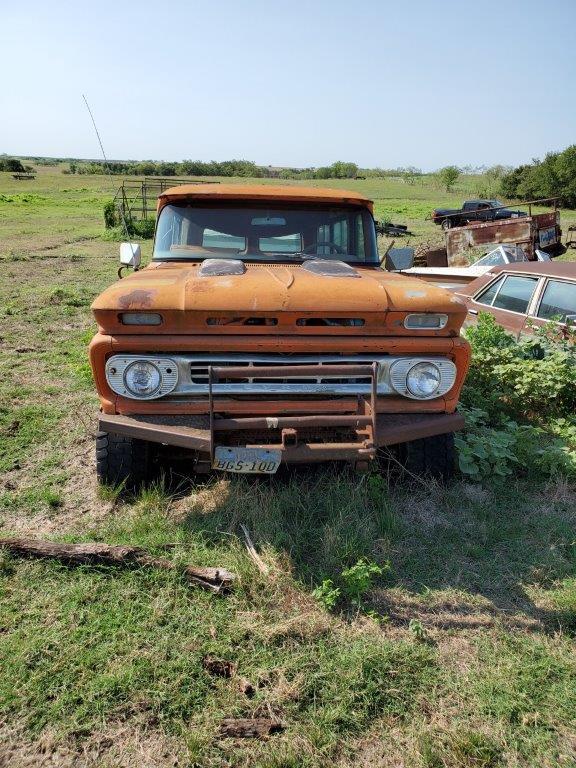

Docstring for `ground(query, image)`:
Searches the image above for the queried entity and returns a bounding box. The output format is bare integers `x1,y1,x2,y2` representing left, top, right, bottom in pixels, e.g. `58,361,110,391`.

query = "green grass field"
0,167,575,767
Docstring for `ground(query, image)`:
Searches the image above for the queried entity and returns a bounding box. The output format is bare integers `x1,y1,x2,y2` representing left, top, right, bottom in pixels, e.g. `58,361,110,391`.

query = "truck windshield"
153,203,378,263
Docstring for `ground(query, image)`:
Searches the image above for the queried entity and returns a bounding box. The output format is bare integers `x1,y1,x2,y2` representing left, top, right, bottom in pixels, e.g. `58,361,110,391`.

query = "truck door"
476,202,492,222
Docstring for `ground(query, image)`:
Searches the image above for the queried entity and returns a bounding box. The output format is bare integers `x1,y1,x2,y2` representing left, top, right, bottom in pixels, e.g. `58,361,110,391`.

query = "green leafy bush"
340,558,389,603
312,579,341,610
462,313,576,419
130,219,155,239
103,200,119,229
455,408,518,478
103,199,156,238
457,314,576,481
456,407,576,481
313,558,390,611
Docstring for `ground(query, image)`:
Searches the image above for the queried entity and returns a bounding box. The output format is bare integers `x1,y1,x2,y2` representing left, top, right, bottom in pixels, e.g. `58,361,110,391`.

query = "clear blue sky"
1,0,574,170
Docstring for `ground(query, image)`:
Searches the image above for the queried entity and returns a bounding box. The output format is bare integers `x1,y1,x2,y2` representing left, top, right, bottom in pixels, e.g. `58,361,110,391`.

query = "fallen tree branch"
0,538,236,594
239,525,270,576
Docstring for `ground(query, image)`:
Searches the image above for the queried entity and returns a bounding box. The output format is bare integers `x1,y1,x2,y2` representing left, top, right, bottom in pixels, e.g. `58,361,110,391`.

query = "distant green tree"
400,166,422,185
315,166,333,179
0,158,25,172
437,165,461,192
499,164,531,199
330,161,358,179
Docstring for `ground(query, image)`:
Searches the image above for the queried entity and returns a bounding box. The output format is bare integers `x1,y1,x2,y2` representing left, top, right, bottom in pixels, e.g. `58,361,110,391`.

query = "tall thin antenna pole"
82,93,133,248
82,94,110,171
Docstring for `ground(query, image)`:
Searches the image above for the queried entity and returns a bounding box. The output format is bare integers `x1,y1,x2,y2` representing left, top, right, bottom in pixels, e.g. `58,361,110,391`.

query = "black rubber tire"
96,430,152,491
396,432,455,484
441,218,452,231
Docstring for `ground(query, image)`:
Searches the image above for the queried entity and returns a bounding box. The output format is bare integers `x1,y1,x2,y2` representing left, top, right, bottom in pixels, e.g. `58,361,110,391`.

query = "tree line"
66,159,368,179
500,145,576,208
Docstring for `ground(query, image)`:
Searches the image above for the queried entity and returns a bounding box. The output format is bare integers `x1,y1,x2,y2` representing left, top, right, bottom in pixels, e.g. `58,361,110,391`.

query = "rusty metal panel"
533,211,557,228
446,218,532,264
98,413,211,451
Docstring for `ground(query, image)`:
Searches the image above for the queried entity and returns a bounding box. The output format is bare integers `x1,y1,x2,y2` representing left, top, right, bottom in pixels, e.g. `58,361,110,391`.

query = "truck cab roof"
158,184,373,212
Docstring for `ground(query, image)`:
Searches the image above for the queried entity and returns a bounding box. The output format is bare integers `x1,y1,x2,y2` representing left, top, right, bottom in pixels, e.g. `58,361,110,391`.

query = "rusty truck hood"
92,262,458,312
92,261,464,316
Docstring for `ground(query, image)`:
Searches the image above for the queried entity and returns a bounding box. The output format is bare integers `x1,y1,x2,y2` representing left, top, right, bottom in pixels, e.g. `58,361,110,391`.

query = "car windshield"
153,203,378,263
474,245,526,267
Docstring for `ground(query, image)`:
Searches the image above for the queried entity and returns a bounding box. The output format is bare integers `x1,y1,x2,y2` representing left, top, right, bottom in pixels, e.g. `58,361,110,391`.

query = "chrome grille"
189,358,373,387
105,353,457,399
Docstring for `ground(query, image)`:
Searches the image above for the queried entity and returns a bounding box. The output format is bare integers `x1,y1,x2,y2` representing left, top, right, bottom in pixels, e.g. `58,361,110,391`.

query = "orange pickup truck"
89,184,470,487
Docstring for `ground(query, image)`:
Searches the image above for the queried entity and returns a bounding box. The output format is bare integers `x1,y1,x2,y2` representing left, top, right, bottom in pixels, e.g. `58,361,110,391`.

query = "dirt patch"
0,721,187,768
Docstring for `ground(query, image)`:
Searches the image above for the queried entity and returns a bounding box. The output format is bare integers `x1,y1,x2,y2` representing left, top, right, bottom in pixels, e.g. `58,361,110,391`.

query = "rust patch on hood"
118,289,155,309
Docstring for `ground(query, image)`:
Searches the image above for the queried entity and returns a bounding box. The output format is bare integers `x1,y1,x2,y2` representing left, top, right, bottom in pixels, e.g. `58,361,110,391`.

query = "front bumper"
97,361,467,466
99,410,465,465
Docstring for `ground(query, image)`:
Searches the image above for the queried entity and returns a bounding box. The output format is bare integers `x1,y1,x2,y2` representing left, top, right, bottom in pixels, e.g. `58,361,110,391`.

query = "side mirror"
385,247,415,271
120,242,141,269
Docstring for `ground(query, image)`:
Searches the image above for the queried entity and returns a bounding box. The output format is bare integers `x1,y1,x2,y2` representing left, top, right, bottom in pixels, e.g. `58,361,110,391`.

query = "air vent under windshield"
296,318,365,327
207,317,278,326
302,260,360,277
198,259,246,276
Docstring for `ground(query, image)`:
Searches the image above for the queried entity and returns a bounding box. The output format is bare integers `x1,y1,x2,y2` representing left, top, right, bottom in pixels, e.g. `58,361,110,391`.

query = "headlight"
124,361,162,397
406,362,441,398
105,356,179,400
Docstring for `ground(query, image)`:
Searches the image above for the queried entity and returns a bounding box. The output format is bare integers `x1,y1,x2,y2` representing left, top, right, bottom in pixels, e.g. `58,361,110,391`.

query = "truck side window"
536,280,576,322
333,219,348,249
317,218,348,255
492,276,539,314
356,215,365,256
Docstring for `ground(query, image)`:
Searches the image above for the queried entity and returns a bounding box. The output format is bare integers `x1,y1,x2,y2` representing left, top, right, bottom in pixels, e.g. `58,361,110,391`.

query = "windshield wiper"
266,253,350,261
273,252,316,260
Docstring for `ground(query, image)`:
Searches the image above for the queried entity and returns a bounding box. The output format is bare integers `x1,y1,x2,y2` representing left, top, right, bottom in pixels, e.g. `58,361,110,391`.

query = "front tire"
441,218,452,231
395,432,455,483
96,431,152,491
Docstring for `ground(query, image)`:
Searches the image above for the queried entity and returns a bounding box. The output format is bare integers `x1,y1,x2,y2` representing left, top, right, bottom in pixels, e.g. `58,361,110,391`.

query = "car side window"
475,276,505,306
536,280,576,322
492,276,539,314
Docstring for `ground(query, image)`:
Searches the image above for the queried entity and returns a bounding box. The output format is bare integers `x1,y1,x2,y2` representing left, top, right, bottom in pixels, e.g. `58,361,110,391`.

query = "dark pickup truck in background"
432,199,527,230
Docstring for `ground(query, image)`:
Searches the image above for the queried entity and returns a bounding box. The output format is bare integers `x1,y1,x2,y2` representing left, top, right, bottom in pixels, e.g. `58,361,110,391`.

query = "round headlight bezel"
123,360,162,398
405,361,442,399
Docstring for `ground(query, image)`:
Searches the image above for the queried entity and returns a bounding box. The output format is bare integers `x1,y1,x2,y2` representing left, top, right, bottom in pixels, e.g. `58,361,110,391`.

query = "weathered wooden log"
219,718,284,739
0,538,236,594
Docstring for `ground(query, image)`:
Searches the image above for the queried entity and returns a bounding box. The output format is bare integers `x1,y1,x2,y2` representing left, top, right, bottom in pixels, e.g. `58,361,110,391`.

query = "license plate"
539,226,557,247
212,446,281,474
